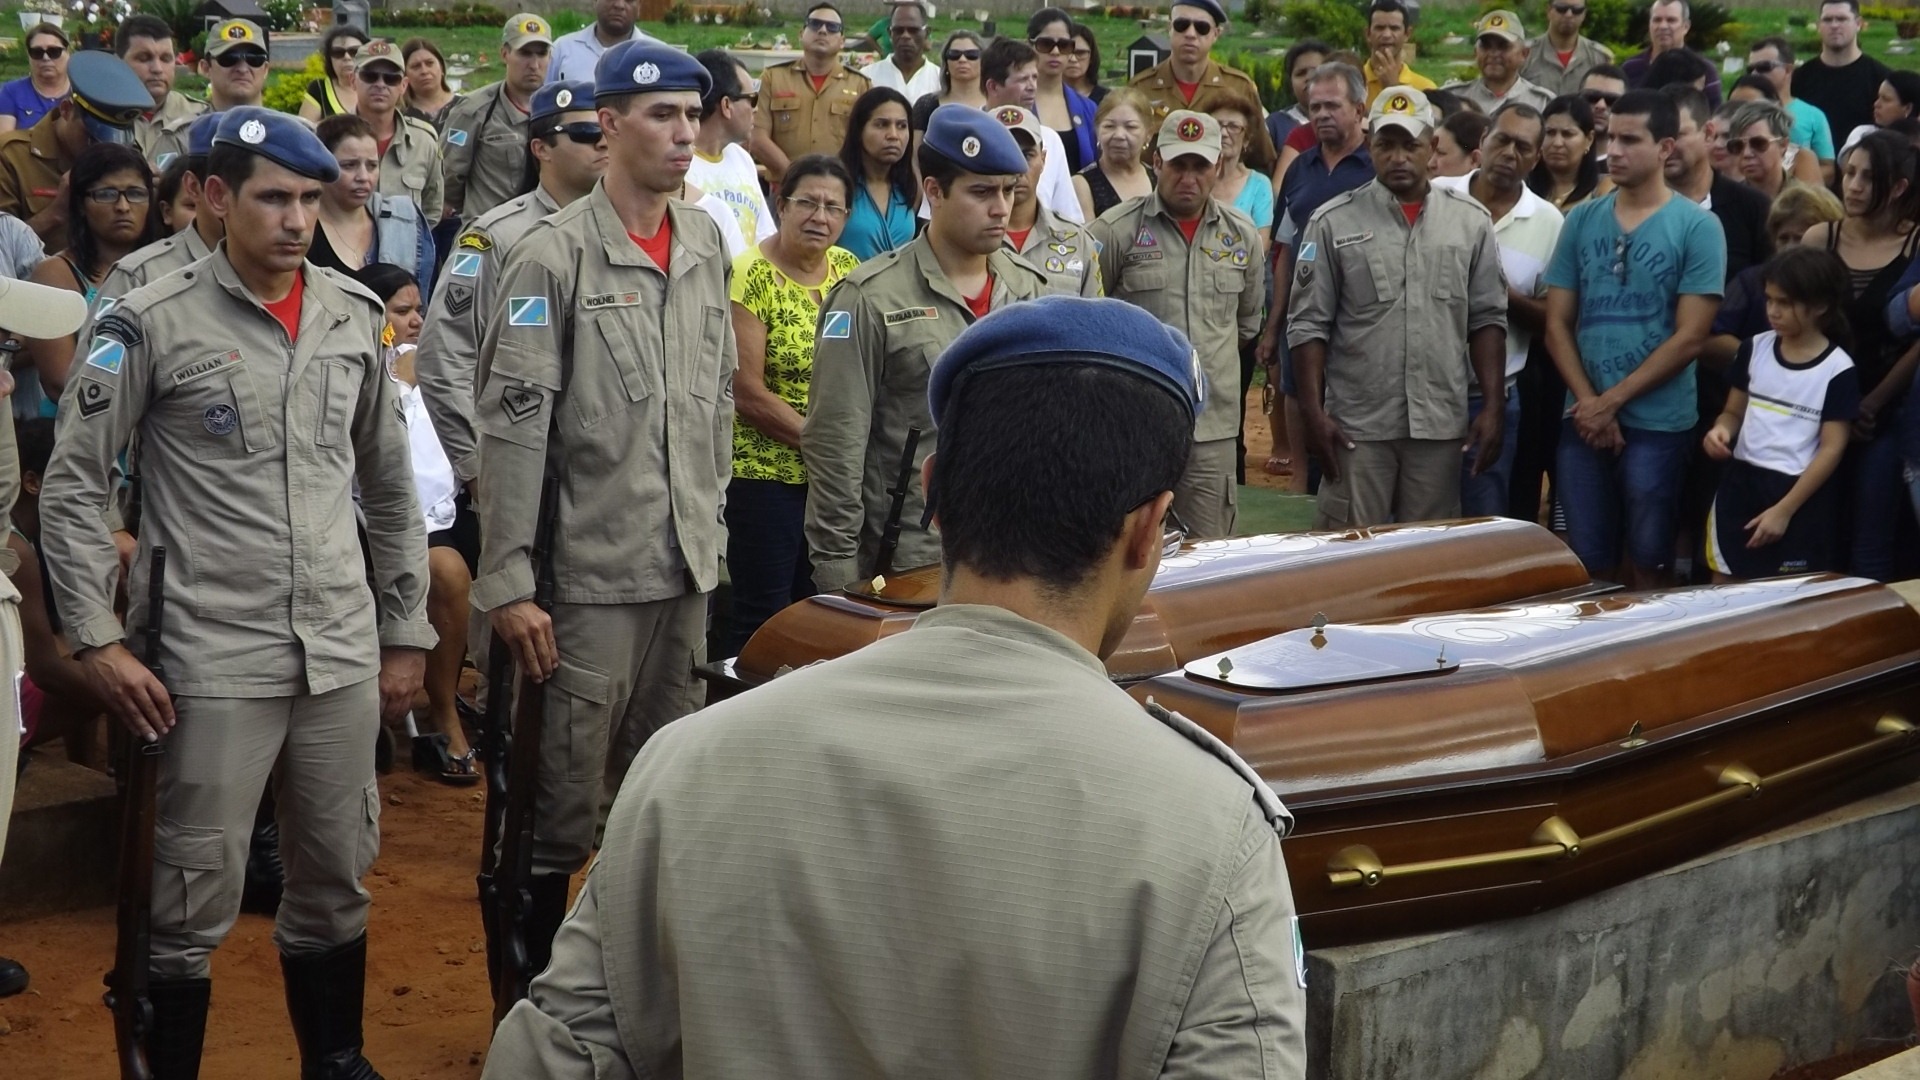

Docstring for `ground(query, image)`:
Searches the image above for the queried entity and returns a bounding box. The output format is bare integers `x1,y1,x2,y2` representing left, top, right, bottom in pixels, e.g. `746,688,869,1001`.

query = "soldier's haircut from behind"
931,364,1192,592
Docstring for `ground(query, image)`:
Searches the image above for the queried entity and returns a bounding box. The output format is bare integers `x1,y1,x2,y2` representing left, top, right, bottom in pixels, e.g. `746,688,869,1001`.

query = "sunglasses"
1171,16,1215,35
890,24,927,36
1725,135,1780,155
85,185,150,205
544,120,604,144
328,45,361,60
359,68,404,86
1748,60,1783,74
1161,506,1189,559
27,45,63,61
1030,36,1074,54
1582,89,1621,105
1613,235,1629,283
805,17,843,34
944,48,981,61
215,50,267,68
731,91,759,107
1551,3,1586,13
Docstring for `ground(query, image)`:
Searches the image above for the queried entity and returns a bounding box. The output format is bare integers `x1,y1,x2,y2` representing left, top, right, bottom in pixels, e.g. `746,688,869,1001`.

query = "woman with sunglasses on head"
0,24,69,133
310,114,436,297
299,23,368,122
838,87,917,260
1529,93,1612,210
400,37,461,132
726,154,859,652
1026,8,1098,175
1066,23,1106,106
351,39,446,221
22,144,157,411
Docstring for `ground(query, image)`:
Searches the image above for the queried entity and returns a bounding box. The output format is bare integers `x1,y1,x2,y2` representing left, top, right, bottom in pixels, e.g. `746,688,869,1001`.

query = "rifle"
483,468,561,1023
104,546,167,1080
868,426,921,581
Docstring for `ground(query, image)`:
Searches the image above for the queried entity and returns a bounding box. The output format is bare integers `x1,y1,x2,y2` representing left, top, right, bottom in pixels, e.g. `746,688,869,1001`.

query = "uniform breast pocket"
173,362,270,457
1339,249,1395,309
688,304,729,403
580,310,659,428
1209,264,1248,303
881,333,941,401
401,164,430,195
316,360,364,448
1429,250,1470,300
1120,260,1169,294
829,99,853,133
769,98,800,129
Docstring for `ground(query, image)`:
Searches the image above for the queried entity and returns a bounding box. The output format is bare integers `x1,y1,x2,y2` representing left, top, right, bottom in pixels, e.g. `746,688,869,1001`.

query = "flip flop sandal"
439,749,480,787
1264,456,1293,476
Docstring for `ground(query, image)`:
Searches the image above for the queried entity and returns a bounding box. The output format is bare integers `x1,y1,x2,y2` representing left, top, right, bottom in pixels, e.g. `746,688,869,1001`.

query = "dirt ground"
0,766,501,1079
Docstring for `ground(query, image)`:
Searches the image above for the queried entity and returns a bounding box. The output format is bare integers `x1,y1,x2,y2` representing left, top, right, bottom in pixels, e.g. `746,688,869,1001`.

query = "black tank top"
1077,163,1156,219
1826,224,1920,393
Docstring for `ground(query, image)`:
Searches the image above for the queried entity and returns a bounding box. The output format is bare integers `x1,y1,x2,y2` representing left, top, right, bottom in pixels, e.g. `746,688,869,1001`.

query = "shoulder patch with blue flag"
84,336,126,376
508,296,549,327
447,128,469,146
1298,241,1317,262
447,252,483,278
820,310,851,339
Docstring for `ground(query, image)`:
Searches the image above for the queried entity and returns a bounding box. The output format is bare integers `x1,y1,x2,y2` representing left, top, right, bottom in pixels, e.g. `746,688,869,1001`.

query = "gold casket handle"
1327,714,1914,890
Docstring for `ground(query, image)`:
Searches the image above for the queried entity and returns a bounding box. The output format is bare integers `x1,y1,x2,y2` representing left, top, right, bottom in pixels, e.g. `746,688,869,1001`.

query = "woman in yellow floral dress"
727,154,861,652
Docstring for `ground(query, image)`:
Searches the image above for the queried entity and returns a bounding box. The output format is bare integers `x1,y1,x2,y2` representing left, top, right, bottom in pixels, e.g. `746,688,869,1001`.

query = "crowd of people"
0,0,1912,1074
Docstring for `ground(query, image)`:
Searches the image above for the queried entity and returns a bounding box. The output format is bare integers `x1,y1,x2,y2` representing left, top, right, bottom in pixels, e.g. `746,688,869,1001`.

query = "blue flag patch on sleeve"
508,297,549,327
821,310,852,339
84,336,126,376
447,252,483,278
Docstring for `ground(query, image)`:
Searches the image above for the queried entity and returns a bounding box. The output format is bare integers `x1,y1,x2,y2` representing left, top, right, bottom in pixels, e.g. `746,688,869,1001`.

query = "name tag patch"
581,292,642,309
1123,250,1163,266
508,297,549,327
1333,231,1373,249
84,337,126,376
173,350,241,386
882,306,937,325
447,252,482,278
820,310,852,339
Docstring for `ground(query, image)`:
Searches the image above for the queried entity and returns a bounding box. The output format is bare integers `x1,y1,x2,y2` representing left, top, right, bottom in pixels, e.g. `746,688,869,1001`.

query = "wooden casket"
1131,574,1920,946
703,517,1601,696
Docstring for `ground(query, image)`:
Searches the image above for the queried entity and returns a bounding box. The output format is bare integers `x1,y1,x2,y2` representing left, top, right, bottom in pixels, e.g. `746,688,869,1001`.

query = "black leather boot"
147,977,212,1080
240,793,283,916
526,873,573,979
280,937,383,1080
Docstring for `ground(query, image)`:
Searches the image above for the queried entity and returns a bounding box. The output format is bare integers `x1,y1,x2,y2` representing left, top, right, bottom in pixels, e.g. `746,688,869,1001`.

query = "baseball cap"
353,38,403,75
0,277,88,342
1475,10,1525,43
1158,110,1223,164
504,12,553,50
1369,85,1436,138
206,18,267,58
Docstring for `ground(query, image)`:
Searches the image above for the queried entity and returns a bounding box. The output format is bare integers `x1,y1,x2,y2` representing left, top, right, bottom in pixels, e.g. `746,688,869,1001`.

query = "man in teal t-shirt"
1544,89,1725,586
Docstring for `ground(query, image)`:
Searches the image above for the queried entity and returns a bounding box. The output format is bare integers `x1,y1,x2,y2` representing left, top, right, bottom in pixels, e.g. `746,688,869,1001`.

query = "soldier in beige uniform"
1288,87,1509,529
99,113,223,301
352,40,446,221
483,295,1307,1080
40,108,431,1079
472,43,733,975
1091,110,1263,539
442,14,554,220
803,106,1047,589
416,80,604,489
750,2,868,184
117,13,206,168
1129,0,1277,168
993,104,1099,297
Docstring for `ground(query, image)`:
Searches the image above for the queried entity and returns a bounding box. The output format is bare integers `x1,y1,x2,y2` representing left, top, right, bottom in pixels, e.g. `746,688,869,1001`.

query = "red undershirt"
376,136,392,158
808,72,829,94
1175,79,1199,103
963,276,994,319
1175,217,1201,244
1006,226,1032,250
1400,202,1423,226
264,271,304,343
630,216,673,274
1557,49,1575,65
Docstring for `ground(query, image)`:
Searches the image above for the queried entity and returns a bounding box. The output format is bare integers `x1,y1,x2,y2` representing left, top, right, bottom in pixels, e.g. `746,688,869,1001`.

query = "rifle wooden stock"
487,471,561,1024
870,426,921,581
105,546,167,1080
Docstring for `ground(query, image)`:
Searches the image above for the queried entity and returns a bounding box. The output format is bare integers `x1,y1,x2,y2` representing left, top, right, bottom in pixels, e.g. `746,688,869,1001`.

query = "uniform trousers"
151,680,381,979
0,601,23,865
1175,437,1239,539
530,594,706,876
1313,438,1461,529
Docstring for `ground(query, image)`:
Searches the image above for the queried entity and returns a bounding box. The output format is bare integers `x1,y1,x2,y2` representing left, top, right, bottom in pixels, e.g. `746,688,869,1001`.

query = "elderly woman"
351,39,446,221
309,114,436,295
1073,86,1155,221
0,23,69,132
726,154,860,652
402,37,461,131
299,23,368,121
1724,99,1822,200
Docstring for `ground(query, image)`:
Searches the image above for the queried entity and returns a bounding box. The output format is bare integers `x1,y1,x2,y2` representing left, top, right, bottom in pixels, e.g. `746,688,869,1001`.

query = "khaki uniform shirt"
97,222,216,302
1287,180,1509,442
755,60,869,164
415,186,559,484
1521,35,1616,99
1130,59,1278,170
1008,205,1101,298
1444,74,1556,116
441,82,530,220
802,234,1047,590
136,90,206,169
484,603,1307,1080
471,185,736,612
381,114,446,222
1090,194,1265,444
0,122,72,252
40,249,435,697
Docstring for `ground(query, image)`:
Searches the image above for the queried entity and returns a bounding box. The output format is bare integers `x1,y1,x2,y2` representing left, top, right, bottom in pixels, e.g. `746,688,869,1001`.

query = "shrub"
261,50,324,114
1277,0,1367,50
1223,49,1289,110
260,0,302,31
385,3,508,28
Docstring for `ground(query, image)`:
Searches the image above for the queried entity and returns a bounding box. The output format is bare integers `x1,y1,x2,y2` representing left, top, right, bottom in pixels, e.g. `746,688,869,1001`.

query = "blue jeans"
723,477,815,656
1460,386,1521,518
1845,412,1911,581
1555,421,1693,577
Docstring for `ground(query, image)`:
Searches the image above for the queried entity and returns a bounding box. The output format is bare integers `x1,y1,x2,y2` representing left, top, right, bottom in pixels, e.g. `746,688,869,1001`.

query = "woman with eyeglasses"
0,24,69,133
1528,94,1612,210
401,37,461,132
1066,23,1105,105
726,154,860,652
1724,100,1816,202
310,114,437,298
1798,131,1920,580
1073,86,1155,222
352,40,447,221
21,144,157,412
909,29,985,141
1026,8,1098,175
838,87,918,261
299,24,368,122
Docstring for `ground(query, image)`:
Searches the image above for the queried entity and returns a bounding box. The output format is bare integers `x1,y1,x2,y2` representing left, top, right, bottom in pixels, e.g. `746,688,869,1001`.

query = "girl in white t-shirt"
1703,247,1860,581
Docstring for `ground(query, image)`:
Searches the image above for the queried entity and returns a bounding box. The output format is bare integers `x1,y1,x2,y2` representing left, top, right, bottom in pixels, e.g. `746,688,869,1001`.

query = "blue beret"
186,112,222,158
596,40,711,99
923,104,1027,176
929,296,1204,423
212,108,341,183
69,52,152,145
531,80,595,126
1173,0,1228,24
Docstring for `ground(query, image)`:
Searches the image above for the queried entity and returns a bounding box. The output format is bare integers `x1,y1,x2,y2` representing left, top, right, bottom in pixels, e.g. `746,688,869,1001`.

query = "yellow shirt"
729,245,860,484
1363,61,1436,106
